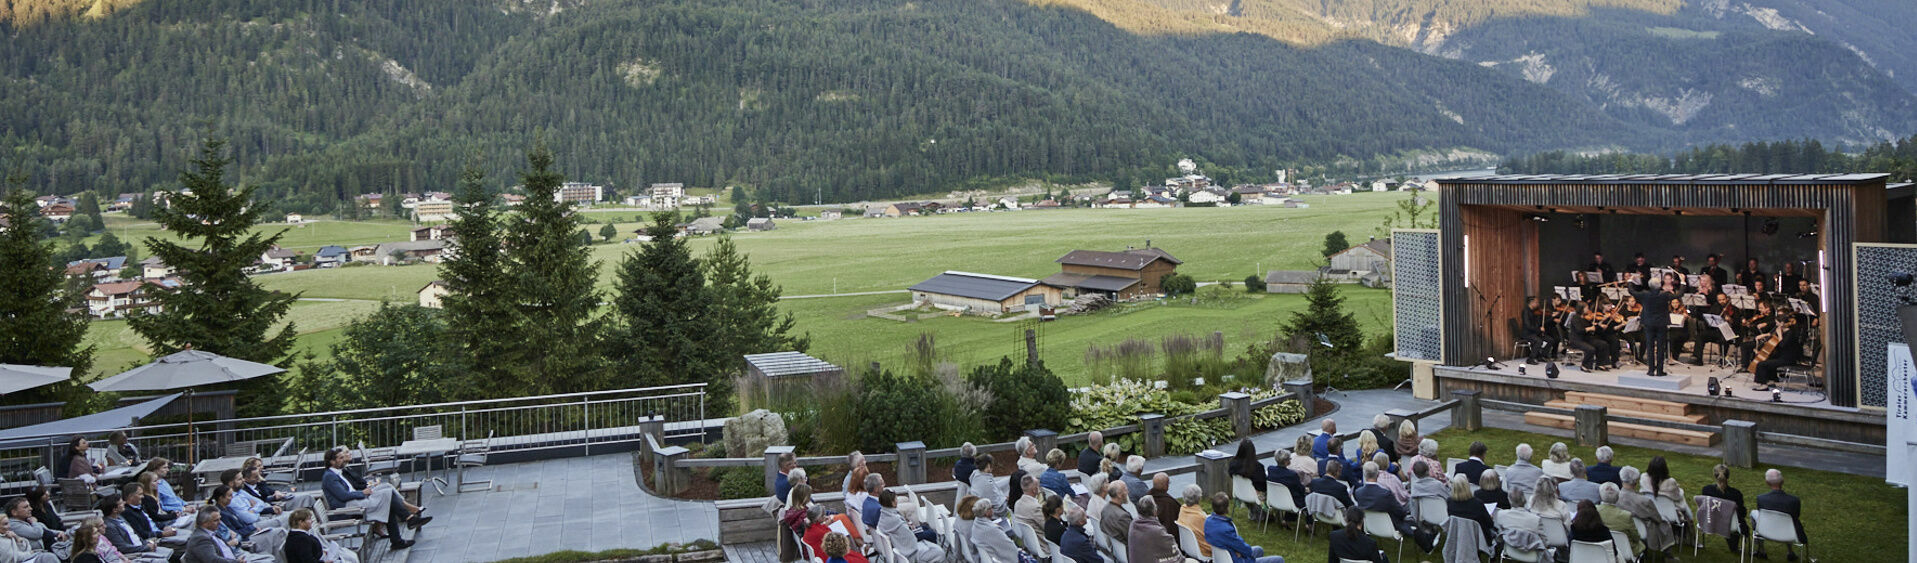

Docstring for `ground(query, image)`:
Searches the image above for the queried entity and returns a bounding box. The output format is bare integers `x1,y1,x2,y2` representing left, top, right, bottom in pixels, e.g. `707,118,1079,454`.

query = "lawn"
90,214,418,253
782,287,1393,386
1228,426,1904,563
79,299,382,380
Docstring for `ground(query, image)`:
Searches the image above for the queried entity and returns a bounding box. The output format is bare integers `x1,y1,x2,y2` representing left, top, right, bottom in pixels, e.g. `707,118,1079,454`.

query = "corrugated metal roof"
909,271,1040,301
1449,173,1891,185
743,352,841,378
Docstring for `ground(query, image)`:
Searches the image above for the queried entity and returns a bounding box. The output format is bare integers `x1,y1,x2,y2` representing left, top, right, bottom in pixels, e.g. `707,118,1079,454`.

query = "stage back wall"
1435,174,1916,408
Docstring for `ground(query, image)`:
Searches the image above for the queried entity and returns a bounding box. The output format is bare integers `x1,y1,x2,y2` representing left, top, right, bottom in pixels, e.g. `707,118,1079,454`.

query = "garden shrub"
856,368,949,452
717,465,765,499
968,358,1070,439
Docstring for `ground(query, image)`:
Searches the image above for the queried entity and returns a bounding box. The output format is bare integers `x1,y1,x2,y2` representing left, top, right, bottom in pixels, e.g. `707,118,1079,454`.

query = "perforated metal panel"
1392,230,1443,361
1853,244,1917,407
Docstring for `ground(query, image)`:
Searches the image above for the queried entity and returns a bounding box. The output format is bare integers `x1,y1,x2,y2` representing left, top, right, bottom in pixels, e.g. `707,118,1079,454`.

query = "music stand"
1788,298,1817,316
1685,274,1703,287
1681,293,1707,308
1729,294,1757,310
1601,287,1627,301
1722,284,1749,296
1554,286,1578,301
1582,271,1604,284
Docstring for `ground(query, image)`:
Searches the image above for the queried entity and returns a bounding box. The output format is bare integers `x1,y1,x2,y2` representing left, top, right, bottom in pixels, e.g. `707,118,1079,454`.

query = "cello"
1747,314,1797,373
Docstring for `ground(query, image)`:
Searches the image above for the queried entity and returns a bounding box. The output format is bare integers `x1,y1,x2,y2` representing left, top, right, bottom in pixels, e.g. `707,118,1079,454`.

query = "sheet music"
1729,294,1757,309
1717,322,1737,341
1583,271,1604,284
1685,274,1702,287
1722,284,1749,296
1555,286,1578,301
1570,271,1584,285
1669,313,1686,328
1622,317,1640,333
1601,287,1627,300
1682,293,1707,307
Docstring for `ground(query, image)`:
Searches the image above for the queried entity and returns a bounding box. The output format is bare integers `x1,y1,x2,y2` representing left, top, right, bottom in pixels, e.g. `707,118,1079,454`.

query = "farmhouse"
819,210,842,221
884,202,928,217
64,257,126,283
373,240,450,265
1187,188,1228,205
747,217,775,231
418,280,450,309
411,224,453,241
139,257,173,279
908,271,1061,315
259,247,299,271
1264,270,1319,294
679,216,726,236
86,278,179,319
40,204,73,222
1040,247,1182,300
314,245,349,268
1323,237,1391,286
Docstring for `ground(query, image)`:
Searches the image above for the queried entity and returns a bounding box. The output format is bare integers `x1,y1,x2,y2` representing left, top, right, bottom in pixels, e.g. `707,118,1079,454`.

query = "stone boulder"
724,409,788,459
1266,352,1312,388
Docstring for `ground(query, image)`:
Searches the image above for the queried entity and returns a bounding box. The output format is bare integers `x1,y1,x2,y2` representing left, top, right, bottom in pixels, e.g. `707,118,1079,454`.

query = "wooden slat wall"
1438,179,1888,408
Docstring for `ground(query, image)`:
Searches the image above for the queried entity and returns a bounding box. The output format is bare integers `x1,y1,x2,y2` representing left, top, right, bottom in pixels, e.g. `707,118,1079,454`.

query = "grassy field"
1232,426,1904,563
80,299,381,378
93,214,420,253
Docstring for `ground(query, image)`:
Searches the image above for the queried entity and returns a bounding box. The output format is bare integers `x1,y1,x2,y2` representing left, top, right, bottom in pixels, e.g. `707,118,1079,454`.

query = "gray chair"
264,448,307,487
356,441,402,479
455,430,494,493
407,425,444,477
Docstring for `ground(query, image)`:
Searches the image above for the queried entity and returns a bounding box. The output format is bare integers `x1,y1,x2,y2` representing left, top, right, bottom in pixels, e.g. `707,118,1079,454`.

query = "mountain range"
2,0,1915,207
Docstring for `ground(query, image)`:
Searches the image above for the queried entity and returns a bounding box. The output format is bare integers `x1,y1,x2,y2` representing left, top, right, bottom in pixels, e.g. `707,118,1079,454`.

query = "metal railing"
0,383,707,481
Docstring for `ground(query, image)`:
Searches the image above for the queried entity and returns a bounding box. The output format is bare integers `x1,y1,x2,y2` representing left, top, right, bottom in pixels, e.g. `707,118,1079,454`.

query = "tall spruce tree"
437,164,520,398
500,144,605,394
704,235,809,376
611,212,720,399
1280,276,1364,354
0,178,95,409
128,138,298,366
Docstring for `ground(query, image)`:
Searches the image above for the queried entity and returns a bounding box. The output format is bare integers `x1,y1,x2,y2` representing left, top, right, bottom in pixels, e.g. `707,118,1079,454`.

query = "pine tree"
436,163,520,399
1280,276,1364,354
501,143,605,394
76,192,102,225
0,178,95,409
1321,230,1349,258
128,138,298,367
598,223,617,242
704,235,809,386
611,212,721,398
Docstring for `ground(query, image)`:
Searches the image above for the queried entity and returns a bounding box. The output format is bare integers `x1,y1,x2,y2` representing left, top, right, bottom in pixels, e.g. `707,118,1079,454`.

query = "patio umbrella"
0,364,72,395
89,350,286,463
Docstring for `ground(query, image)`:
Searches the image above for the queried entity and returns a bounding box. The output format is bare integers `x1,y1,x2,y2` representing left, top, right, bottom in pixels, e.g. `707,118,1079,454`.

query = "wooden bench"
1523,412,1718,447
1560,391,1695,418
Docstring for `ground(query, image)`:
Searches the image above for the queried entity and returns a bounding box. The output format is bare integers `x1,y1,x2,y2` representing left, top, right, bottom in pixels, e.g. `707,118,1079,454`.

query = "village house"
1323,237,1392,287
411,224,453,241
1264,270,1319,294
259,247,300,271
679,216,726,236
64,257,127,283
649,183,685,198
373,240,450,265
314,245,349,268
501,194,526,206
1040,246,1182,300
358,193,383,209
284,213,304,223
908,271,1061,315
1188,188,1228,205
555,182,603,204
138,257,173,280
86,278,180,319
418,280,450,309
1231,185,1266,204
818,210,842,221
884,202,927,217
40,203,74,222
412,199,455,222
746,217,775,231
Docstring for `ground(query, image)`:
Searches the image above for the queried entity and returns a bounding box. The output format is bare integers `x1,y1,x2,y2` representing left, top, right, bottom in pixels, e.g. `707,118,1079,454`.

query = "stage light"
1517,365,1526,375
1707,377,1720,396
1797,231,1817,238
1674,210,1684,216
1771,387,1782,403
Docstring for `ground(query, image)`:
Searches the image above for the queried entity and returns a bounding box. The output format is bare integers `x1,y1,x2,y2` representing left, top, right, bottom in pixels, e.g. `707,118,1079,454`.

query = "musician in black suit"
1779,262,1804,297
1581,252,1615,301
1736,258,1766,289
1751,313,1804,390
1564,303,1608,372
1520,298,1556,364
1703,254,1730,288
1624,253,1654,290
1667,255,1691,276
1753,469,1806,561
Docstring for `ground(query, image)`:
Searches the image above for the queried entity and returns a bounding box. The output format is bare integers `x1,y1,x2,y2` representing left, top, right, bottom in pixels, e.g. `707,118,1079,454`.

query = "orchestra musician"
1667,255,1690,276
1692,274,1722,312
1629,273,1683,377
1738,300,1779,372
1625,253,1655,290
1703,254,1730,288
1779,262,1803,297
1591,299,1624,369
1520,298,1558,364
1751,279,1773,299
1750,312,1804,391
1617,295,1644,363
1582,252,1616,301
1736,258,1766,288
1796,280,1821,326
1548,295,1573,345
1670,297,1727,366
1564,302,1612,372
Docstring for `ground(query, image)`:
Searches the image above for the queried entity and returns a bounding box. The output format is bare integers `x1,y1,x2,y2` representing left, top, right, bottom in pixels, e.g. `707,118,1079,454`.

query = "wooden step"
1561,391,1693,418
1543,400,1708,424
1523,412,1719,447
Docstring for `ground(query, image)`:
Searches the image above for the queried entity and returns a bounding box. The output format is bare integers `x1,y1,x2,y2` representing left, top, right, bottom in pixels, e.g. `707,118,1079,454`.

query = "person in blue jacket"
1204,493,1285,563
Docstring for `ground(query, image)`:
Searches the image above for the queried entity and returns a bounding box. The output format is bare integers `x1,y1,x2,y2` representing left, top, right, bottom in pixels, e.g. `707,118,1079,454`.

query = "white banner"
1888,343,1916,487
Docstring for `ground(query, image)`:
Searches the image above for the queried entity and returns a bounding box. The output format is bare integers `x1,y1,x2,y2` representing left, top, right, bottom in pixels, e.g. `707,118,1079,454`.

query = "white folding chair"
1414,496,1449,528
1014,521,1048,558
1611,530,1639,563
1340,559,1373,563
1305,493,1345,536
1503,546,1548,562
1176,524,1206,560
1265,483,1306,541
1751,509,1808,563
1539,515,1571,551
1569,539,1619,563
1230,476,1264,522
1109,532,1130,563
1210,545,1233,563
1363,510,1405,563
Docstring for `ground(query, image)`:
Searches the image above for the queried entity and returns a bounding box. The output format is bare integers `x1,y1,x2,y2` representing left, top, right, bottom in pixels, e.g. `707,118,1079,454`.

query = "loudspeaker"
1706,377,1720,397
1545,362,1560,379
1483,357,1500,371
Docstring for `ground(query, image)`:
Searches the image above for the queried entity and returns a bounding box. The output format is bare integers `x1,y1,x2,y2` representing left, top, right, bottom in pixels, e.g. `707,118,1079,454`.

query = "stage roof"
1441,173,1892,186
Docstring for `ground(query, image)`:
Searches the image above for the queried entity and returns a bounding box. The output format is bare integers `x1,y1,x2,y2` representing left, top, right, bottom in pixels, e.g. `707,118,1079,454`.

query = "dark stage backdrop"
1536,213,1824,291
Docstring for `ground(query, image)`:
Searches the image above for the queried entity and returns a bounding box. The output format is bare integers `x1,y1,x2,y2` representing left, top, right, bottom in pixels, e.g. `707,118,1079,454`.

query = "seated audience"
1077,433,1104,478
1645,456,1692,526
802,506,868,563
136,470,190,529
1557,459,1602,507
1126,496,1180,563
1318,437,1359,489
63,435,105,483
1202,493,1284,563
218,470,282,532
1473,470,1510,509
1370,452,1408,505
23,488,64,536
1504,444,1545,497
1492,489,1544,550
1597,483,1645,555
1393,420,1421,462
1406,460,1448,500
1175,484,1213,558
183,509,259,563
955,443,978,484
1755,468,1806,561
1454,442,1490,486
99,495,168,561
1615,467,1672,554
140,459,193,516
968,455,1007,512
1016,437,1048,476
238,467,292,506
105,432,140,467
1327,506,1386,563
952,496,978,559
284,508,358,563
320,447,427,551
1361,415,1396,463
1121,457,1149,504
820,532,854,563
1568,500,1612,543
1354,461,1435,552
861,473,888,530
1699,464,1750,554
844,467,872,520
773,452,798,504
1148,473,1179,532
1445,475,1495,545
840,452,867,494
0,524,54,563
1586,447,1621,486
1059,505,1102,563
1013,474,1045,532
1399,439,1438,484
70,522,101,563
1308,460,1354,508
1041,449,1074,500
1312,420,1336,459
7,495,65,553
1288,436,1319,482
1527,478,1571,523
1227,440,1267,520
1540,443,1574,482
118,483,177,544
1042,496,1067,546
783,468,809,507
1266,450,1308,511
969,500,1027,563
781,484,815,537
877,491,942,563
1099,482,1134,543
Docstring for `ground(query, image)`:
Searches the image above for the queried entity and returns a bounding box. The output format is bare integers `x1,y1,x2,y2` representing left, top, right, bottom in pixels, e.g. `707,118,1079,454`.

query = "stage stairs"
1522,391,1719,447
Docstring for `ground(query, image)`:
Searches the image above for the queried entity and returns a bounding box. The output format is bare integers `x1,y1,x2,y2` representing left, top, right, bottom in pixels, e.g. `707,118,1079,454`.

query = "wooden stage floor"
1446,355,1835,408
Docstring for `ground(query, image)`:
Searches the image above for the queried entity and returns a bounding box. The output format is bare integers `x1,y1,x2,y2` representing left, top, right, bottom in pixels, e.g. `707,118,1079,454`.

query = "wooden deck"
722,542,778,563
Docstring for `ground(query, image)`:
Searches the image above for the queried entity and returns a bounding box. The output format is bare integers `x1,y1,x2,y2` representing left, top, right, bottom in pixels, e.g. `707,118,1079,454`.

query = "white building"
556,182,604,204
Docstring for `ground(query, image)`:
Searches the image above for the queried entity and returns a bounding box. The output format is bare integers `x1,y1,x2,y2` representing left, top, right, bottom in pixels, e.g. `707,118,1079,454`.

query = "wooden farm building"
1041,247,1182,300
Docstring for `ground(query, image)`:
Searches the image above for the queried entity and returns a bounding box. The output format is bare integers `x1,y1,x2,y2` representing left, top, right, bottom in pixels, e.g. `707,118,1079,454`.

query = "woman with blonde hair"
1540,442,1574,481
1356,432,1383,470
1528,478,1571,523
1394,420,1421,460
1288,435,1319,482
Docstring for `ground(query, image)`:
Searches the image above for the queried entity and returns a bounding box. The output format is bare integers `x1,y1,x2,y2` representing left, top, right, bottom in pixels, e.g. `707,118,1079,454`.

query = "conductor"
1632,273,1682,377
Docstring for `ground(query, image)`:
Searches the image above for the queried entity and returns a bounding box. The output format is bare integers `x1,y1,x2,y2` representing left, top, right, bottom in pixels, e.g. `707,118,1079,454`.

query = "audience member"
1013,474,1045,532
135,469,190,529
1308,459,1353,508
1078,433,1105,478
820,532,853,563
1121,457,1149,503
1569,500,1611,543
1227,440,1267,520
1540,442,1574,482
840,452,867,494
1202,493,1284,563
1317,437,1353,481
238,467,291,506
1645,456,1692,526
1126,496,1180,563
1492,489,1543,552
1175,484,1213,558
955,443,978,484
783,468,809,507
802,506,868,563
1059,505,1102,563
1266,450,1308,511
141,459,193,517
1312,420,1336,459
183,509,245,563
1558,459,1602,507
1041,449,1074,500
858,473,885,530
1615,466,1672,554
1016,437,1048,476
105,431,140,467
1354,461,1435,552
1099,482,1134,543
1393,420,1421,462
969,500,1026,563
63,435,105,483
1454,442,1490,486
1527,478,1570,523
1006,469,1030,517
7,496,65,553
118,483,176,544
1042,496,1067,546
780,484,814,538
1597,483,1645,555
319,447,426,551
1473,470,1510,509
1370,452,1408,505
1326,506,1386,563
952,496,978,559
99,495,166,561
23,487,63,537
207,486,256,543
1586,447,1621,485
1355,433,1385,474
1362,415,1397,463
1505,444,1545,497
1407,460,1449,500
1288,436,1319,482
1755,469,1806,561
70,522,101,563
844,467,871,518
1399,439,1438,484
877,491,942,562
218,470,281,532
1699,464,1750,554
773,452,798,503
967,455,1006,512
284,508,357,563
1445,475,1495,545
0,524,53,563
1148,473,1179,532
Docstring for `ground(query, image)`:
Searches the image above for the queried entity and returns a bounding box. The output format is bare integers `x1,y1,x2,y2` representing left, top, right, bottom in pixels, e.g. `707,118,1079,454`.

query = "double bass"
1747,314,1797,372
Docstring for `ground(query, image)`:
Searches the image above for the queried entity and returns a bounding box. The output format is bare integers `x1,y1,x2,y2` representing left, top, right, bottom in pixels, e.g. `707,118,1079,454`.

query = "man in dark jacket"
1309,460,1354,508
1267,450,1308,510
1754,469,1806,561
1751,314,1805,390
954,443,978,484
1453,442,1490,486
1078,433,1105,478
1328,507,1388,563
1632,274,1682,376
1354,462,1435,552
1059,505,1105,563
1586,446,1621,486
